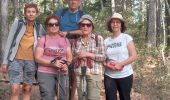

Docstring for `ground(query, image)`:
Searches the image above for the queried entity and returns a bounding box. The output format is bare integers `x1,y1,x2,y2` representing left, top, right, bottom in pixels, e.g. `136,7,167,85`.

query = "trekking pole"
56,59,71,100
81,66,87,100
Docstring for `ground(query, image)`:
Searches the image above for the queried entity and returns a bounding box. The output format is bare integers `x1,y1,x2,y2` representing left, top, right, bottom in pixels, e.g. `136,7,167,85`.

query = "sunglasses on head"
47,23,59,27
80,23,92,27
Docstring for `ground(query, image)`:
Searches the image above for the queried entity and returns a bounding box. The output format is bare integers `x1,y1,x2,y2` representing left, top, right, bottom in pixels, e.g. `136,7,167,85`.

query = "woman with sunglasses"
35,15,72,100
103,13,137,100
72,14,105,100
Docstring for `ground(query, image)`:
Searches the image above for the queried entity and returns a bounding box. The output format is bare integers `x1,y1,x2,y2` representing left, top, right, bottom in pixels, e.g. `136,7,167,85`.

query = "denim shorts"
8,59,37,84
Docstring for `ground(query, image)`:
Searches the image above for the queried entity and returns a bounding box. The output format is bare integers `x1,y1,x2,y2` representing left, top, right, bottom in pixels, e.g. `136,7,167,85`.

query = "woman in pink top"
35,15,72,100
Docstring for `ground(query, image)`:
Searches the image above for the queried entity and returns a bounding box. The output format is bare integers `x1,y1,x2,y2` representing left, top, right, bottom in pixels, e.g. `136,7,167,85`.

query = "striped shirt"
72,33,106,75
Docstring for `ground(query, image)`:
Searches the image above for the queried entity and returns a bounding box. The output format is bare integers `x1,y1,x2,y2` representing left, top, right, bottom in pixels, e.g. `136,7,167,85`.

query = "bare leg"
23,84,32,100
11,84,20,100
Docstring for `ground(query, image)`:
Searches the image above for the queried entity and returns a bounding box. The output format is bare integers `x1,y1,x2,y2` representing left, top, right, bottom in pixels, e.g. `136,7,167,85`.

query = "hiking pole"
56,59,71,100
81,66,87,100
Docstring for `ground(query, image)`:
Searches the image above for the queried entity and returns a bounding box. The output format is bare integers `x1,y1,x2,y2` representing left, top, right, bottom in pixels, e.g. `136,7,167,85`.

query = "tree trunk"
146,0,157,47
100,0,104,10
126,0,132,11
111,0,115,13
115,0,123,13
165,0,170,47
12,0,20,18
0,0,8,62
156,0,161,46
0,0,1,62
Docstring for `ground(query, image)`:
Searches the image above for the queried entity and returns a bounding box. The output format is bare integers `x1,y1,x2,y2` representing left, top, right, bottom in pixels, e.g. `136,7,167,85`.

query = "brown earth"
0,74,150,100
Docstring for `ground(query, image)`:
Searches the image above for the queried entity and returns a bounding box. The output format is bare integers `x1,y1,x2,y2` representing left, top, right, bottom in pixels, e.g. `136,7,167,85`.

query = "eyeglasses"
47,23,59,27
80,23,92,28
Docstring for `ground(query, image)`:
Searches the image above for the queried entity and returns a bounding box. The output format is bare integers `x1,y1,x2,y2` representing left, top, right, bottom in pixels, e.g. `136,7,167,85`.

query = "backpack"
60,8,84,18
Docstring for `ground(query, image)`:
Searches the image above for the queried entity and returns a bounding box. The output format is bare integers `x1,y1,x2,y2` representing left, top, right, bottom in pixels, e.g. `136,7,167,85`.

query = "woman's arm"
115,41,137,70
35,47,51,66
66,46,73,63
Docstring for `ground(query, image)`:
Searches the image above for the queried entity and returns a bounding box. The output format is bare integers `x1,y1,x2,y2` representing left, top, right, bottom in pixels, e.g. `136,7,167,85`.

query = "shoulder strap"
61,8,68,17
11,19,24,46
79,10,84,17
34,22,40,36
61,8,84,17
14,19,24,39
95,34,99,47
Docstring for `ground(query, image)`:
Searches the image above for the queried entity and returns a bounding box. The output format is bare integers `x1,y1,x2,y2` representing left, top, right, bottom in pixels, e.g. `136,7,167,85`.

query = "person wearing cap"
56,0,86,99
72,14,106,100
103,12,137,100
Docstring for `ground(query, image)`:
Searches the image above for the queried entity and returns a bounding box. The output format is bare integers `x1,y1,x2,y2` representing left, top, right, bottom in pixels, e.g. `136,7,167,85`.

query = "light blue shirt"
56,7,85,32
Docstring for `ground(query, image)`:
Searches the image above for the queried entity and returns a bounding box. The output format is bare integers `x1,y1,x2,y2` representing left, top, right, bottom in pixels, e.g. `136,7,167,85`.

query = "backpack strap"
34,22,40,37
61,8,84,17
79,10,84,17
11,19,24,47
95,34,99,47
61,8,68,17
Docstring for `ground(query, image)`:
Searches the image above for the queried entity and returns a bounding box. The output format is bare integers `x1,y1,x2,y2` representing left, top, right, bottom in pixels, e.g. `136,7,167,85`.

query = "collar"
22,17,38,26
68,9,79,13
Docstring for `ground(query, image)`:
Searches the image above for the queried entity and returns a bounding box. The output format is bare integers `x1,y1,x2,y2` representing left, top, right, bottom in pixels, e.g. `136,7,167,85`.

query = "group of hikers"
0,0,137,100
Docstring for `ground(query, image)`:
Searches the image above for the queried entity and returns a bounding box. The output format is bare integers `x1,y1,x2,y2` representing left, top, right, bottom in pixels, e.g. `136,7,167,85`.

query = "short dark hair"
107,18,126,33
45,15,60,27
24,3,39,14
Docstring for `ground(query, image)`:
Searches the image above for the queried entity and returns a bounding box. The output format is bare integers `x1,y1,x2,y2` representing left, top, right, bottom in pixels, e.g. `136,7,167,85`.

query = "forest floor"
0,56,170,100
0,74,154,100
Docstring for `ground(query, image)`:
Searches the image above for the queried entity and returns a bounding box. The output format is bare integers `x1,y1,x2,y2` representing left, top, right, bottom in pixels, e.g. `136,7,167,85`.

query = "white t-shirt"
104,33,133,78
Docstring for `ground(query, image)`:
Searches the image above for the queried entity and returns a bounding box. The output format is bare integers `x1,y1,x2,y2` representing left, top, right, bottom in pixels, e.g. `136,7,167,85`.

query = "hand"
0,64,8,80
1,64,8,73
59,31,67,37
77,51,90,59
77,30,83,36
53,60,68,71
106,62,117,70
114,63,124,71
60,63,68,71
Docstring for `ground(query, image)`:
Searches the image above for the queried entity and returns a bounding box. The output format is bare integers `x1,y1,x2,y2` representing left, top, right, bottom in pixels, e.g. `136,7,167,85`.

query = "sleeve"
37,36,45,48
94,35,106,62
2,18,19,64
125,34,133,44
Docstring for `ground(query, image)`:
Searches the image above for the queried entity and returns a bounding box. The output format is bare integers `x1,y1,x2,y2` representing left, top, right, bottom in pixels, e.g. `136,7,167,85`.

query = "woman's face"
79,19,93,36
25,7,38,22
47,18,59,34
110,19,122,33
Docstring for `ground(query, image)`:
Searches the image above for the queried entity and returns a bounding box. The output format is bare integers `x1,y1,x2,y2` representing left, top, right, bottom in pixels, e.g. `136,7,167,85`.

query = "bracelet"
50,58,57,64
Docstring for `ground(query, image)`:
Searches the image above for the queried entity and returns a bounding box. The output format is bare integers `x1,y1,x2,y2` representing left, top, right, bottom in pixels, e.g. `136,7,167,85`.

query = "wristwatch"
50,58,57,64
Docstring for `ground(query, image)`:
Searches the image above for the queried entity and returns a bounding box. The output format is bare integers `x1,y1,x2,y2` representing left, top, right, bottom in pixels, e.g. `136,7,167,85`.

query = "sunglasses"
47,23,59,27
80,23,92,27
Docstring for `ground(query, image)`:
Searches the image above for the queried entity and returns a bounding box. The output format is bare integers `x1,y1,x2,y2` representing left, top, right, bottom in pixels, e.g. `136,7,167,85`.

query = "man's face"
67,0,80,11
25,7,37,22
